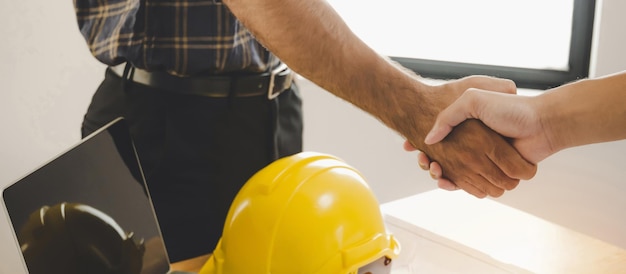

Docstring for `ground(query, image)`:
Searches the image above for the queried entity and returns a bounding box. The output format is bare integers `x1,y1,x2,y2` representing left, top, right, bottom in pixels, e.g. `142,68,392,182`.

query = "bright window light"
329,0,574,71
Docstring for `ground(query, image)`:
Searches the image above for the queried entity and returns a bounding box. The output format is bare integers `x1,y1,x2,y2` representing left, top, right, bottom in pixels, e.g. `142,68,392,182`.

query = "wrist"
534,85,577,155
384,80,444,151
332,56,446,151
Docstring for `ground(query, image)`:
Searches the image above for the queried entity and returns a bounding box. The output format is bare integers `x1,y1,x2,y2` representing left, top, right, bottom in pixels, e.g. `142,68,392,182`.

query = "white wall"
589,0,626,77
1,0,625,273
0,1,105,273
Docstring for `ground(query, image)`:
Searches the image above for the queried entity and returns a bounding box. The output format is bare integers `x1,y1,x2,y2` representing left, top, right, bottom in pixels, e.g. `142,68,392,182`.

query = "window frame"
390,0,596,90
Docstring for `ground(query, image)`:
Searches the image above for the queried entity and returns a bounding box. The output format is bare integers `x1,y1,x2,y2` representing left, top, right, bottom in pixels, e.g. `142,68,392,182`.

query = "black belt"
111,63,294,99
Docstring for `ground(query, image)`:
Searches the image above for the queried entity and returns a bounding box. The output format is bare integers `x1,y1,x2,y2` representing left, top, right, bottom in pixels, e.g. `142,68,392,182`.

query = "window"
328,0,596,89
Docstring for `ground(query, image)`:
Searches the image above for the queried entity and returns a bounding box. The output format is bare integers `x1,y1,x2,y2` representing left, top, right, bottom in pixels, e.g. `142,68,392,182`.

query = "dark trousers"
81,68,303,262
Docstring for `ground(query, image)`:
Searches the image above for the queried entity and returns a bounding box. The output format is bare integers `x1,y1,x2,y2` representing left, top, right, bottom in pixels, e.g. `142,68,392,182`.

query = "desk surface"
381,189,626,273
170,254,211,272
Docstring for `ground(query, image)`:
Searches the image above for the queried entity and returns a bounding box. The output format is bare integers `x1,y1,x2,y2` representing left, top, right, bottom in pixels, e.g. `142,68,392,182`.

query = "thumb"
423,120,454,145
424,89,483,145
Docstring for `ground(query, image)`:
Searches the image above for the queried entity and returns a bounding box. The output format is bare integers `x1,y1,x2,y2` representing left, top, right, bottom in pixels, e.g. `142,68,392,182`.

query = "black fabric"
81,68,303,262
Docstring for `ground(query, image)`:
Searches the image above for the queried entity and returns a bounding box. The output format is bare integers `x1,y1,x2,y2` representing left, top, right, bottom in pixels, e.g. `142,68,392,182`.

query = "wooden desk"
381,189,626,273
170,254,211,273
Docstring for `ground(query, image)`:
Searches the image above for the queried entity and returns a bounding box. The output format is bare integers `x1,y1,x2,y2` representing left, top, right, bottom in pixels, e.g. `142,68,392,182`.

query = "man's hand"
408,88,549,193
402,76,537,198
425,88,551,163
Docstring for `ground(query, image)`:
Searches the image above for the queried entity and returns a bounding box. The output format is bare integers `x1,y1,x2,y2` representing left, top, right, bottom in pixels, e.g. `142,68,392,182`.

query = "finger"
429,162,459,191
438,158,505,198
403,140,417,151
417,152,430,170
465,174,505,198
437,179,459,191
423,122,455,145
424,91,480,145
428,161,443,178
478,174,506,198
437,161,490,198
487,139,538,182
465,75,517,95
473,152,523,191
417,158,460,191
420,157,459,191
452,177,489,199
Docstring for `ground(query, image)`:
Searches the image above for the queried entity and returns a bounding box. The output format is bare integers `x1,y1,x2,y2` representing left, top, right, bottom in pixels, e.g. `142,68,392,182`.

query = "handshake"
396,71,626,198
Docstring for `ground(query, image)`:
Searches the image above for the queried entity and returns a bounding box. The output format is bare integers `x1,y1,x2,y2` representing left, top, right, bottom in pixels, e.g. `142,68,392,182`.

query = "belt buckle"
267,63,289,100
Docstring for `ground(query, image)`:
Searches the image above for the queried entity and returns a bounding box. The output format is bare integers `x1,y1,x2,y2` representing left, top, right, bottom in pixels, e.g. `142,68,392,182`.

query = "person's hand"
402,76,537,198
425,88,552,162
404,141,460,191
411,88,552,190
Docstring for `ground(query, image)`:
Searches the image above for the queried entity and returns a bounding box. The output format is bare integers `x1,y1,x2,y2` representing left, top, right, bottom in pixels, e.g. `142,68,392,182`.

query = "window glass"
328,0,592,89
330,0,574,70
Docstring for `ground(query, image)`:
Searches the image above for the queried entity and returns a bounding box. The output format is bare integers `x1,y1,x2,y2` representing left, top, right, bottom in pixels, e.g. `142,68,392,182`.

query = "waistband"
110,63,294,99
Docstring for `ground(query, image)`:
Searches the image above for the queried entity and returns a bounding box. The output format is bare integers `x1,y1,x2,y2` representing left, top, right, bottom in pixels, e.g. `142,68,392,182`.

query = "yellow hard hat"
199,152,400,274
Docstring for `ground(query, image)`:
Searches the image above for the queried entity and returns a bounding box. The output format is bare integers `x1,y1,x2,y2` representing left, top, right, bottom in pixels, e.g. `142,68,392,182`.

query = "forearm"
539,71,626,151
222,0,437,141
223,0,537,197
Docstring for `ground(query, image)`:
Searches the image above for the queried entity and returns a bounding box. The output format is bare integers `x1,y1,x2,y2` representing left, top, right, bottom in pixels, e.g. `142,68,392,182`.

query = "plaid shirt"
74,0,277,76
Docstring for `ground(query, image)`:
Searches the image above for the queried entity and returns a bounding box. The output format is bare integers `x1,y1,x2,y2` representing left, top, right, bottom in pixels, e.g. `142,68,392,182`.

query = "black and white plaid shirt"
74,0,277,76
